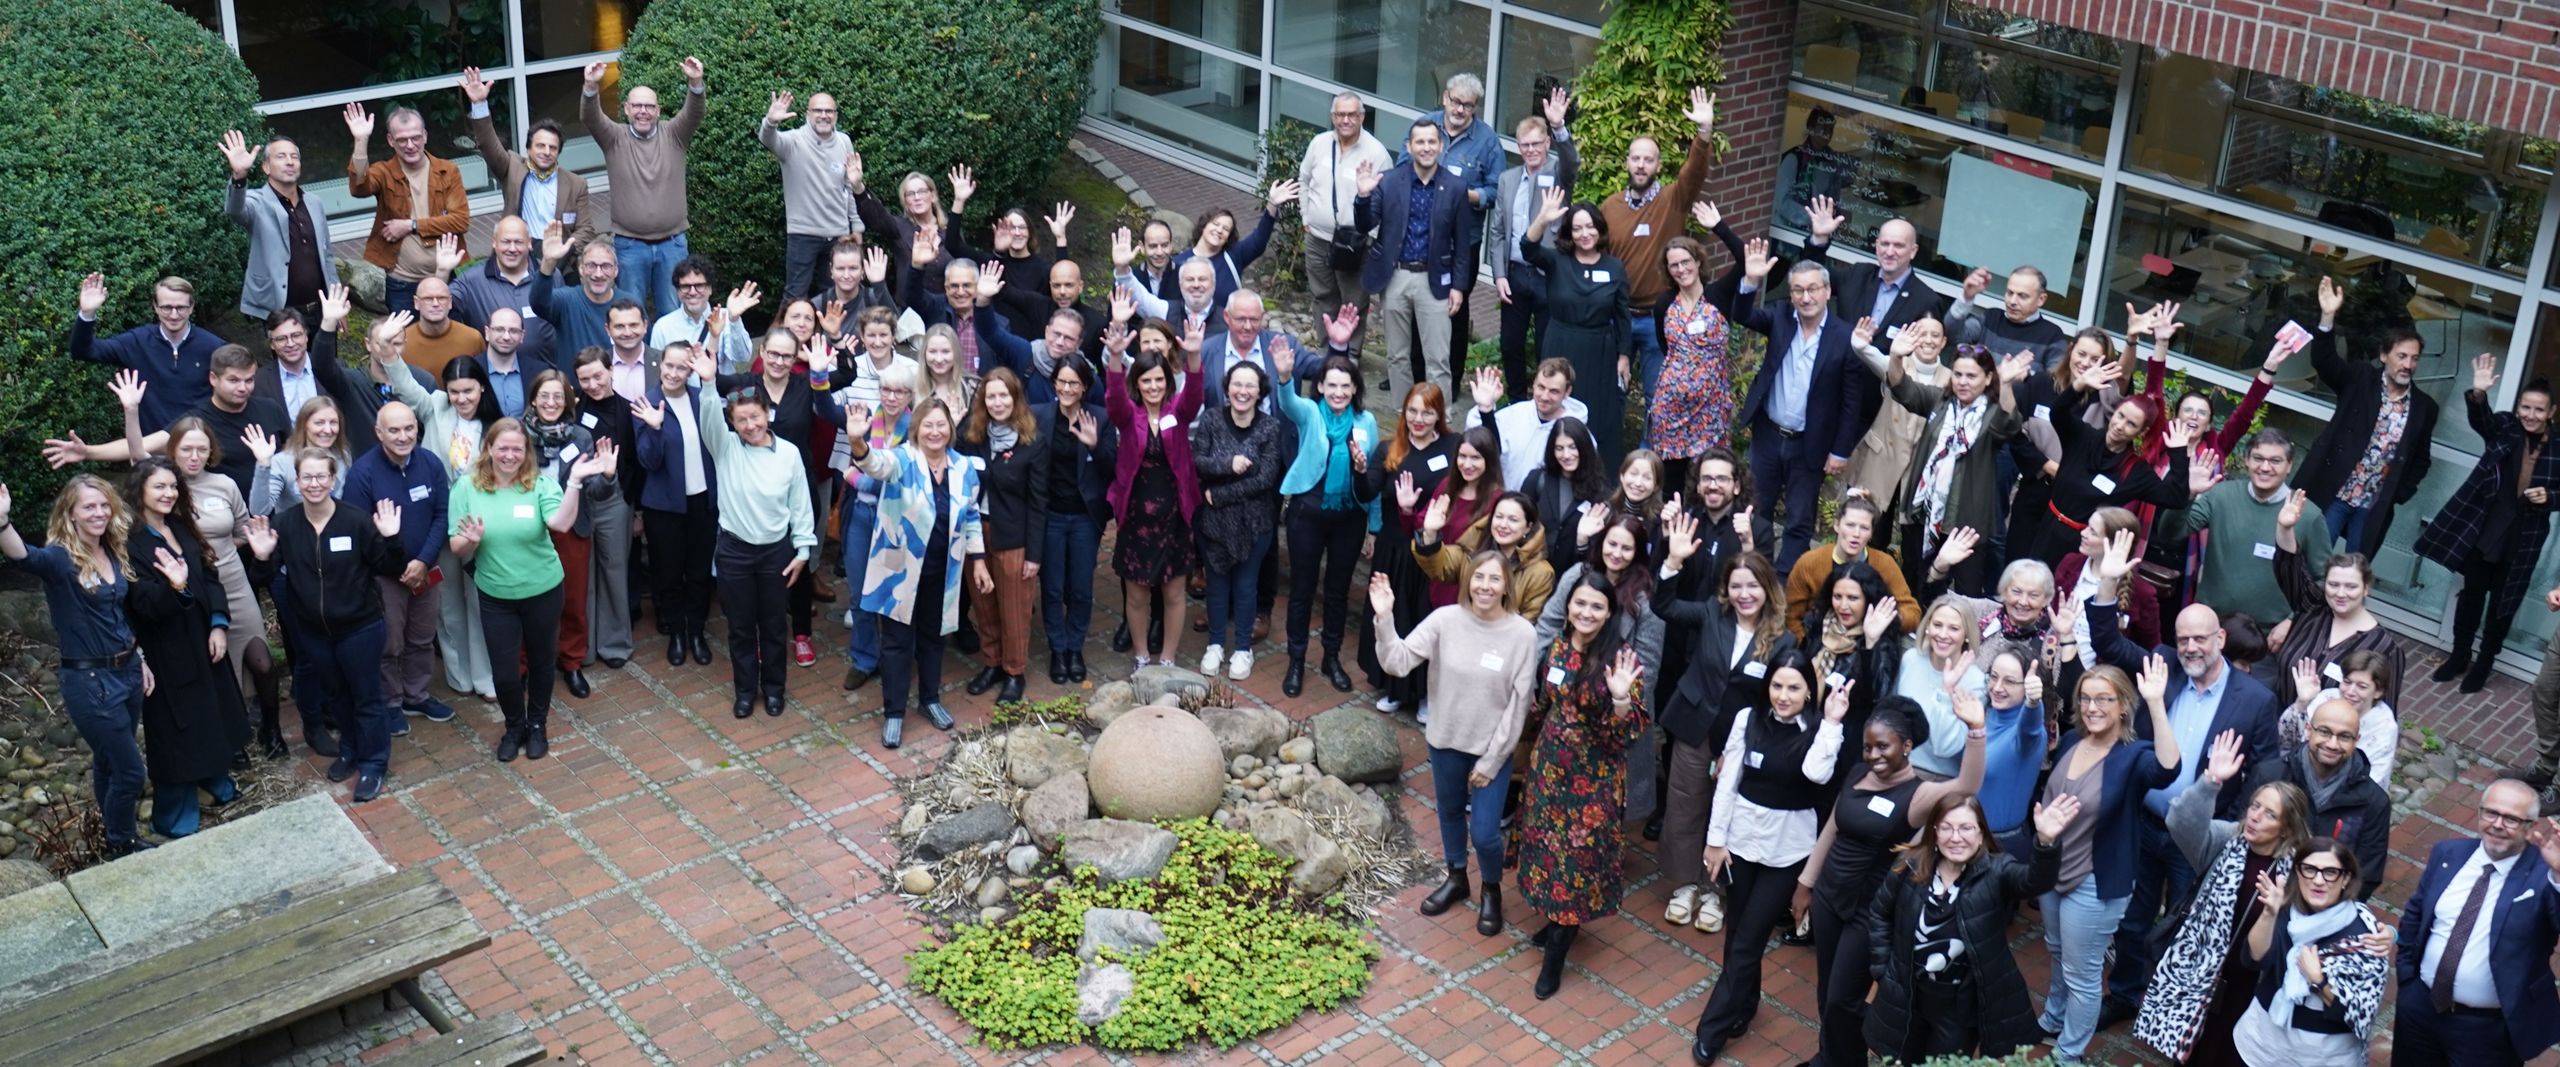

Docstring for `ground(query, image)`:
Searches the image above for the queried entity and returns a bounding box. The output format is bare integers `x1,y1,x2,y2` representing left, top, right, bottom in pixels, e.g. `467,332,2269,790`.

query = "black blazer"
959,424,1052,562
258,328,429,455
2294,325,2437,555
1736,296,1876,466
1652,597,1795,748
1806,234,1947,335
1353,163,1476,299
1033,401,1118,528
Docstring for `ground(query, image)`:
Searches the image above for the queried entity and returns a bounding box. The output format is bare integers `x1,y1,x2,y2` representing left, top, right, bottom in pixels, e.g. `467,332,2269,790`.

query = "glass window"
525,69,613,175
1274,0,1489,114
1938,1,2122,65
236,0,506,102
1772,95,2100,316
1924,36,2115,159
1496,15,1598,133
1510,0,1608,25
523,0,649,61
1091,28,1263,170
1116,0,1261,54
162,0,220,34
1792,4,1926,101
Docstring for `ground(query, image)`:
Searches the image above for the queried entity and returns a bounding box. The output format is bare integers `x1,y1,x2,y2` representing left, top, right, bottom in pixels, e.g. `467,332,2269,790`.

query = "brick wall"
1984,0,2560,139
1710,0,1800,267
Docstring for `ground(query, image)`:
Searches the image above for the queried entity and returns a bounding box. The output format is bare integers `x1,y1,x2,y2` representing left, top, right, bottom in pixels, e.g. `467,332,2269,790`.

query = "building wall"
1711,0,1802,257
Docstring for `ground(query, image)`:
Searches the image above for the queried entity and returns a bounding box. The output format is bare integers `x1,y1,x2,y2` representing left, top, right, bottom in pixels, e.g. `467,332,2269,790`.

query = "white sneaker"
1228,649,1254,680
1375,695,1402,712
1201,645,1225,676
1416,700,1431,725
1695,890,1726,933
1665,884,1699,926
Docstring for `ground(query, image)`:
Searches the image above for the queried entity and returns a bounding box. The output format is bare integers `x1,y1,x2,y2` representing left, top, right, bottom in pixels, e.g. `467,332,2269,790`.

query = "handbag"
1325,139,1369,271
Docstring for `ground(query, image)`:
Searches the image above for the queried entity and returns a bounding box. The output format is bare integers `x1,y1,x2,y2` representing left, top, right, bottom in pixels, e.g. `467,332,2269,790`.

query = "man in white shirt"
1462,359,1587,491
2396,778,2560,1066
1297,91,1390,355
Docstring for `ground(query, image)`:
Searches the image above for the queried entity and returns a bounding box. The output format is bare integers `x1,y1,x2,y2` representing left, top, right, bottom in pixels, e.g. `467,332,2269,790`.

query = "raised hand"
862,245,890,286
1323,302,1362,349
1394,471,1420,512
2290,658,2322,703
342,102,375,142
1044,200,1077,245
540,220,570,270
1937,526,1981,571
2050,594,2084,643
629,397,666,429
78,272,107,316
1952,685,1986,730
2254,867,2288,912
1683,85,1715,132
150,545,190,588
372,312,415,356
1605,646,1643,702
0,483,11,525
432,233,464,277
2031,794,2082,843
723,281,763,321
1111,226,1136,270
372,498,403,537
41,432,90,469
2138,652,2172,708
220,129,256,180
1664,507,1700,563
911,225,941,269
2123,301,2159,339
572,437,618,480
241,515,277,559
108,369,147,411
817,302,848,341
1807,193,1843,241
1862,600,1897,645
1690,200,1722,233
2316,275,2344,324
1851,315,1877,351
1998,350,2034,384
2188,453,2222,497
1179,316,1206,356
1742,238,1776,281
947,164,976,208
765,90,795,126
1267,179,1302,211
1733,506,1755,551
1065,406,1099,448
1422,492,1452,538
843,149,865,191
455,514,485,547
1823,676,1855,722
2202,728,2247,786
1962,266,1993,304
678,56,705,85
2163,415,2195,450
2150,301,2186,341
1354,158,1380,197
1535,184,1568,225
2277,488,2306,530
460,66,493,104
1543,85,1571,128
241,424,278,466
2533,816,2560,874
581,60,608,88
1348,436,1368,475
2474,352,2498,394
1110,284,1137,326
2098,528,2137,583
975,262,1005,304
1470,365,1504,411
1575,500,1611,546
1368,571,1395,617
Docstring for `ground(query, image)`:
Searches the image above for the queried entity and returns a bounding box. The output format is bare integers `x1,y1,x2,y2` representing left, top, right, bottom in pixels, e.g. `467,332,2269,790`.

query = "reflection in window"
1792,5,1924,100
237,0,507,102
1091,28,1263,169
1509,0,1609,24
1791,2,2113,160
1939,1,2121,64
1273,0,1488,114
522,0,647,61
1116,0,1262,55
1773,96,2098,316
1497,14,1599,132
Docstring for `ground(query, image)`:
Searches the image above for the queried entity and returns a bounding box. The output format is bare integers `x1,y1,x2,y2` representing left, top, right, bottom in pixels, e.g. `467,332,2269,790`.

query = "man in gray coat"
1485,87,1577,399
760,90,857,299
221,130,338,323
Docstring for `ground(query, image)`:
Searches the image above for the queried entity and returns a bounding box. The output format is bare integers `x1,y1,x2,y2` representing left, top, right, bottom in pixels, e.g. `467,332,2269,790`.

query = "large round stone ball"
1086,703,1225,822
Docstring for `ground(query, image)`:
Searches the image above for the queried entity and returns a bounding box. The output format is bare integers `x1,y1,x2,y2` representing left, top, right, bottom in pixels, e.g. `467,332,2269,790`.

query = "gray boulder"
1197,705,1291,762
1076,907,1166,961
1060,819,1179,883
1247,807,1351,897
1019,771,1090,849
1084,681,1140,729
336,256,387,313
1076,962,1135,1025
914,801,1014,862
1309,705,1402,784
1086,705,1225,821
1005,726,1089,790
1130,664,1211,707
1300,776,1390,841
0,589,55,646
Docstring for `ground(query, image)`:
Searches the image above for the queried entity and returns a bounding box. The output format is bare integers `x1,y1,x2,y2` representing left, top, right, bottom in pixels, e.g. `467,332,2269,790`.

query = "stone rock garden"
892,666,1431,1051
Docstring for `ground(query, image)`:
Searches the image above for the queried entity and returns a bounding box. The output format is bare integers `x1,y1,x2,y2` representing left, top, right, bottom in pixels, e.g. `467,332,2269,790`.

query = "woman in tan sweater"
1371,553,1540,937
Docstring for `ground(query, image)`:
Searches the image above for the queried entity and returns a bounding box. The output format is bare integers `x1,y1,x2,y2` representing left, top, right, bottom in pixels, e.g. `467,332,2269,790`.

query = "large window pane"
525,69,613,176
1275,0,1489,114
237,0,506,102
1511,0,1607,25
523,0,648,61
162,0,220,34
1792,4,1926,101
1496,15,1597,132
1091,28,1263,170
1924,36,2114,159
1115,0,1261,54
1939,1,2122,65
1772,95,2099,316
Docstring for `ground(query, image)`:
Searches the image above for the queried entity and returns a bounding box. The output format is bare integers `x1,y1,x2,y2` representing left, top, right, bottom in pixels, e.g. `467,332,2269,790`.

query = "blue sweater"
342,446,451,567
1980,700,2049,834
1271,387,1381,529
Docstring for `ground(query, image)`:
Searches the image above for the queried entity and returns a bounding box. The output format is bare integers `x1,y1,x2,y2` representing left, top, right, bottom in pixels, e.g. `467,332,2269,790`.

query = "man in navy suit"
1354,118,1474,408
2396,778,2560,1066
1734,243,1874,566
1800,193,1946,342
2086,565,2284,1023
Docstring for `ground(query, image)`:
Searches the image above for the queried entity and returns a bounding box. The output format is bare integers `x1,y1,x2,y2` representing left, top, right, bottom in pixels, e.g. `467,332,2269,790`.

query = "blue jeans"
2323,498,2371,554
1632,312,1664,396
614,232,688,321
1427,745,1510,880
1202,529,1271,652
308,620,392,777
1041,509,1100,652
842,498,882,671
62,664,147,849
384,276,418,316
2040,880,2132,1061
2108,813,2198,1006
150,773,238,837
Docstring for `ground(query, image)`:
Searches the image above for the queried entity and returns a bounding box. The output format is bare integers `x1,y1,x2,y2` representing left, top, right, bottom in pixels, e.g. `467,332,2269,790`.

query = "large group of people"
19,53,2560,1067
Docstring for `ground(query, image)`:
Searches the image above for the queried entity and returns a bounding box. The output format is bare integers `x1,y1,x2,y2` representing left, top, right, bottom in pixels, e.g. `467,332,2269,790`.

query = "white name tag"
1867,795,1899,818
1427,454,1449,472
1686,318,1708,336
1536,174,1554,188
512,504,537,519
407,484,431,502
1479,652,1505,671
1439,273,1452,286
1547,666,1568,686
559,444,579,465
1446,164,1462,175
1576,501,1593,514
1591,270,1613,284
580,412,598,429
2323,661,2344,683
1886,325,1904,340
1157,414,1178,432
327,536,352,552
1746,750,1766,769
522,305,537,319
1744,661,1767,678
2253,542,2277,560
2033,404,2052,421
1827,672,1847,690
1632,223,1652,238
2091,474,2117,494
1353,428,1370,449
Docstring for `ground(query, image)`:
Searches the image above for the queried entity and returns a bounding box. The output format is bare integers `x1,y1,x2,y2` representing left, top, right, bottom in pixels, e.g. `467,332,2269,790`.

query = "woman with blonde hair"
447,418,617,761
245,395,353,514
917,323,976,420
846,398,985,748
2038,657,2183,1060
1892,595,1988,780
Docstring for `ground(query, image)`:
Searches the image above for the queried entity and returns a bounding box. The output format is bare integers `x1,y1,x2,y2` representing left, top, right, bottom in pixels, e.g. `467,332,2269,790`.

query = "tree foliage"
1567,0,1735,202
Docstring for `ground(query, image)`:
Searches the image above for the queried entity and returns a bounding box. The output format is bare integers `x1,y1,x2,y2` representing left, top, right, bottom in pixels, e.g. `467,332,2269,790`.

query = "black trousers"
479,582,564,732
2450,550,2524,658
1896,978,1980,1064
879,614,947,717
643,493,716,632
714,532,792,696
1285,500,1367,659
2392,981,2523,1067
1811,890,1876,1067
1694,856,1807,1041
1497,262,1549,398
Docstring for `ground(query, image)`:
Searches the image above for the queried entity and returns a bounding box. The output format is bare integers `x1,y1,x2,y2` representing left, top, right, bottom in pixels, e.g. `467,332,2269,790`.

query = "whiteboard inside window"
1938,153,2088,299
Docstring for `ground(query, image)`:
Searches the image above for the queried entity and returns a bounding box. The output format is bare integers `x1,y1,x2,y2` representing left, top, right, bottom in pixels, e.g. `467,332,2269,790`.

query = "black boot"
1320,651,1354,693
690,627,715,667
254,670,288,759
2434,649,2473,682
966,664,1004,696
1533,922,1578,1000
1283,656,1306,698
2463,657,2495,694
1066,650,1088,682
524,716,550,760
999,673,1026,704
1477,881,1504,936
668,629,689,666
1419,865,1470,916
1111,619,1132,653
1047,651,1067,685
495,723,525,762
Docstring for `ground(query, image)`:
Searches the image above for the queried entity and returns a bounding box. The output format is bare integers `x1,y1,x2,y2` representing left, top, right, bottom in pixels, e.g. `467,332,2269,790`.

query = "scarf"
1321,406,1358,510
988,422,1019,454
1914,395,1990,552
2299,750,2351,813
2271,903,2367,1031
1812,614,1861,687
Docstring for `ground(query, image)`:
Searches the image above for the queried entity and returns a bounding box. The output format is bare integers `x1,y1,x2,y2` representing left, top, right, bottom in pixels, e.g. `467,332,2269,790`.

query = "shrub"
1250,118,1320,300
0,0,262,511
616,0,1101,295
1566,0,1734,202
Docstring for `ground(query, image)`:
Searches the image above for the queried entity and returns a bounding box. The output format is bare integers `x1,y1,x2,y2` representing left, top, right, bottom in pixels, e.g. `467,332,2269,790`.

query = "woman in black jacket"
1190,360,1290,682
121,459,251,837
958,368,1049,703
243,448,410,802
1035,355,1117,683
1653,536,1793,938
1863,793,2076,1063
1520,416,1613,577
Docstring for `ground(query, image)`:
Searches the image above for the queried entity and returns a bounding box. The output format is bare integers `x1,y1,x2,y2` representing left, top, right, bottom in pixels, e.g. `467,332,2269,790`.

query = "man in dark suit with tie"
1734,242,1874,567
1799,193,1946,341
2395,778,2560,1066
1354,118,1475,407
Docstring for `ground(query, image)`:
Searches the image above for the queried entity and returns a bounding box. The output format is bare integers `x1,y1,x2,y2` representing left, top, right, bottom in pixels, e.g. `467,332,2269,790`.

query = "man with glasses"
1735,251,1870,565
67,272,226,431
1486,89,1578,399
343,401,453,727
1404,74,1503,367
2395,778,2560,1067
550,241,626,358
1798,192,1945,368
1603,86,1718,396
1298,91,1390,355
648,257,755,375
2186,427,2332,630
447,216,568,372
400,277,485,379
760,89,856,300
584,55,709,320
2086,588,2282,1031
344,103,469,316
2246,700,2390,898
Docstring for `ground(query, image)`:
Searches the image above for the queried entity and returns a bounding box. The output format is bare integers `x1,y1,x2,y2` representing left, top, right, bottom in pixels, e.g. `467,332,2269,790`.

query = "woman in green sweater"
447,418,617,761
1370,552,1539,937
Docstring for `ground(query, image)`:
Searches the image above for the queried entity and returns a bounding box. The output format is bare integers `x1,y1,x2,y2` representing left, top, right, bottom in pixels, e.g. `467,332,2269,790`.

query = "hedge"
615,0,1102,296
1567,0,1734,203
0,0,262,512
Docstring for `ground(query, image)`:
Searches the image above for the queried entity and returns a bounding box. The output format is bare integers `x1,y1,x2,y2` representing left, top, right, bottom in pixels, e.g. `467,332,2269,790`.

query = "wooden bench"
377,1012,547,1067
0,867,497,1067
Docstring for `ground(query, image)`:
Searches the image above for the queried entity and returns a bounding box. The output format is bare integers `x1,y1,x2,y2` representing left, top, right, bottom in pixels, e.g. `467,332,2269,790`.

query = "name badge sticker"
1158,414,1179,432
1480,652,1506,671
1827,672,1848,690
1867,795,1898,818
1446,164,1462,175
2033,404,2052,421
327,536,352,552
408,484,431,502
2090,474,2117,494
580,412,598,429
1886,325,1904,340
1591,270,1613,283
1427,454,1449,472
1743,661,1767,678
2323,661,2344,683
512,504,537,519
2253,542,2277,560
1536,173,1555,187
1746,750,1765,769
1547,666,1569,686
1686,318,1708,336
1632,223,1652,238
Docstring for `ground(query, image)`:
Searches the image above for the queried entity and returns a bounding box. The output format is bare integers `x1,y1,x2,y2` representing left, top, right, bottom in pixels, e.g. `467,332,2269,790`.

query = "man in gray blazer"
461,66,597,262
221,130,339,323
1485,88,1577,399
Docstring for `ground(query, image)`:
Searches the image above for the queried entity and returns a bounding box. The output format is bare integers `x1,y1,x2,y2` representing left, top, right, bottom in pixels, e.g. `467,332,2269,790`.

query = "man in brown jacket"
583,56,708,321
344,102,469,316
1599,86,1715,398
460,66,596,264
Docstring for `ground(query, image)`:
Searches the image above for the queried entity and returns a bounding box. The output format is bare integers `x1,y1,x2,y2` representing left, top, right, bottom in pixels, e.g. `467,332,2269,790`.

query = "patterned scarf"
1811,614,1860,688
2133,839,2291,1059
1914,395,1990,552
2271,902,2367,1031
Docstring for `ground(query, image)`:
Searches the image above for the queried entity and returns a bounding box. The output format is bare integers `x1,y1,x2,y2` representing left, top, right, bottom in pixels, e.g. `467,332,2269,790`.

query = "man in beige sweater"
582,56,707,321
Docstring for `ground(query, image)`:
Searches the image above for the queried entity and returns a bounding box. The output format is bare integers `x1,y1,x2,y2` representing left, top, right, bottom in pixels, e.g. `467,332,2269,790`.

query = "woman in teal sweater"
1270,347,1381,697
447,417,616,761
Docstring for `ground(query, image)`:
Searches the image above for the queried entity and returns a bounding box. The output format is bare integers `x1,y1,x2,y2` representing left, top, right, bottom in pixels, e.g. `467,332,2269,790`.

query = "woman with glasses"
1861,794,2079,1063
836,362,914,692
1034,356,1114,684
2270,491,2405,712
2037,656,2183,1061
1978,638,2055,859
2135,731,2315,1066
523,370,616,699
2230,837,2389,1066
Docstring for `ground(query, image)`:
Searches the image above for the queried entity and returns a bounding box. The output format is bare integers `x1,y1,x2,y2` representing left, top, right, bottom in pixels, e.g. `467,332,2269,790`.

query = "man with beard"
344,103,469,315
584,55,709,319
2417,361,2558,693
463,66,596,260
2294,275,2437,557
1601,86,1718,395
221,130,338,324
2247,700,2391,899
760,89,857,299
447,216,566,370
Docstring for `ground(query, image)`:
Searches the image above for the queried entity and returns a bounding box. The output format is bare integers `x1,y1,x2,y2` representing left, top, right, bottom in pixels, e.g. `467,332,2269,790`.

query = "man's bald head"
2172,603,2225,680
1049,259,1084,308
1875,218,1919,277
2306,699,2362,774
414,277,454,326
375,400,420,457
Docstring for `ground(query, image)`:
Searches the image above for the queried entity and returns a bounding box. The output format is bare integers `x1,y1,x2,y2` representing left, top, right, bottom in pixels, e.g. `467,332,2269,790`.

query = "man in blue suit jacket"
1354,119,1474,408
2396,779,2560,1066
2085,565,2284,1021
1734,251,1874,566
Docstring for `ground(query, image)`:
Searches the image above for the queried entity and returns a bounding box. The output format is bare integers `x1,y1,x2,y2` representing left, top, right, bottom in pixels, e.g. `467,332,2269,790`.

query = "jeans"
716,533,793,697
479,582,564,732
2323,498,2372,556
880,614,947,716
61,664,146,848
272,579,336,737
2108,812,2198,1006
310,620,393,777
844,499,883,670
1285,501,1367,658
783,233,834,300
385,276,418,316
1426,746,1509,881
1203,528,1271,652
1748,421,1823,567
2039,880,2132,1061
150,773,237,837
1632,312,1664,396
613,232,689,321
1040,509,1100,653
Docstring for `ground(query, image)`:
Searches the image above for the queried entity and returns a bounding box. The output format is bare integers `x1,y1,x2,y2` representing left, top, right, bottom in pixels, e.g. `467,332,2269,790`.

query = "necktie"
2432,861,2496,1012
955,317,979,375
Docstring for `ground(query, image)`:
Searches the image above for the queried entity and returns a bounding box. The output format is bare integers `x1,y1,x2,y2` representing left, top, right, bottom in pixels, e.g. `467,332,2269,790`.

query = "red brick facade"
1707,0,1802,259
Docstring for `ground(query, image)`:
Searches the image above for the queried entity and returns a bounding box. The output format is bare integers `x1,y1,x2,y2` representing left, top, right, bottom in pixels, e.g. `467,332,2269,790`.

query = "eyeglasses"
677,281,711,291
2481,809,2533,829
155,304,194,313
296,473,334,485
2296,863,2348,884
1788,286,1828,296
2309,726,2359,744
1934,822,1982,838
2079,692,2124,706
880,386,913,396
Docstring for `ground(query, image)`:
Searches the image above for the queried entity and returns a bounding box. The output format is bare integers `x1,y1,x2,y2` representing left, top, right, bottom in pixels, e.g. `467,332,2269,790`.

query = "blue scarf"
1322,406,1358,510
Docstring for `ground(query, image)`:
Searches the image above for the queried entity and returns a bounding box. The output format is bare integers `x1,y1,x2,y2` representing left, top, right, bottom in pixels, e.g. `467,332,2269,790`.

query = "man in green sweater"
2186,426,2331,628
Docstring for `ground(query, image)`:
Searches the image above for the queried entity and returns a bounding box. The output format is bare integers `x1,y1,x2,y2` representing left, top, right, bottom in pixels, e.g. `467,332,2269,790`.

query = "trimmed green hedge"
0,0,262,510
616,0,1101,294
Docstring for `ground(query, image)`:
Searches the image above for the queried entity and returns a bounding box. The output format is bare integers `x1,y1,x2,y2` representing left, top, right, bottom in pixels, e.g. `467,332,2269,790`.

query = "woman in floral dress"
1647,202,1751,492
1517,569,1648,1001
